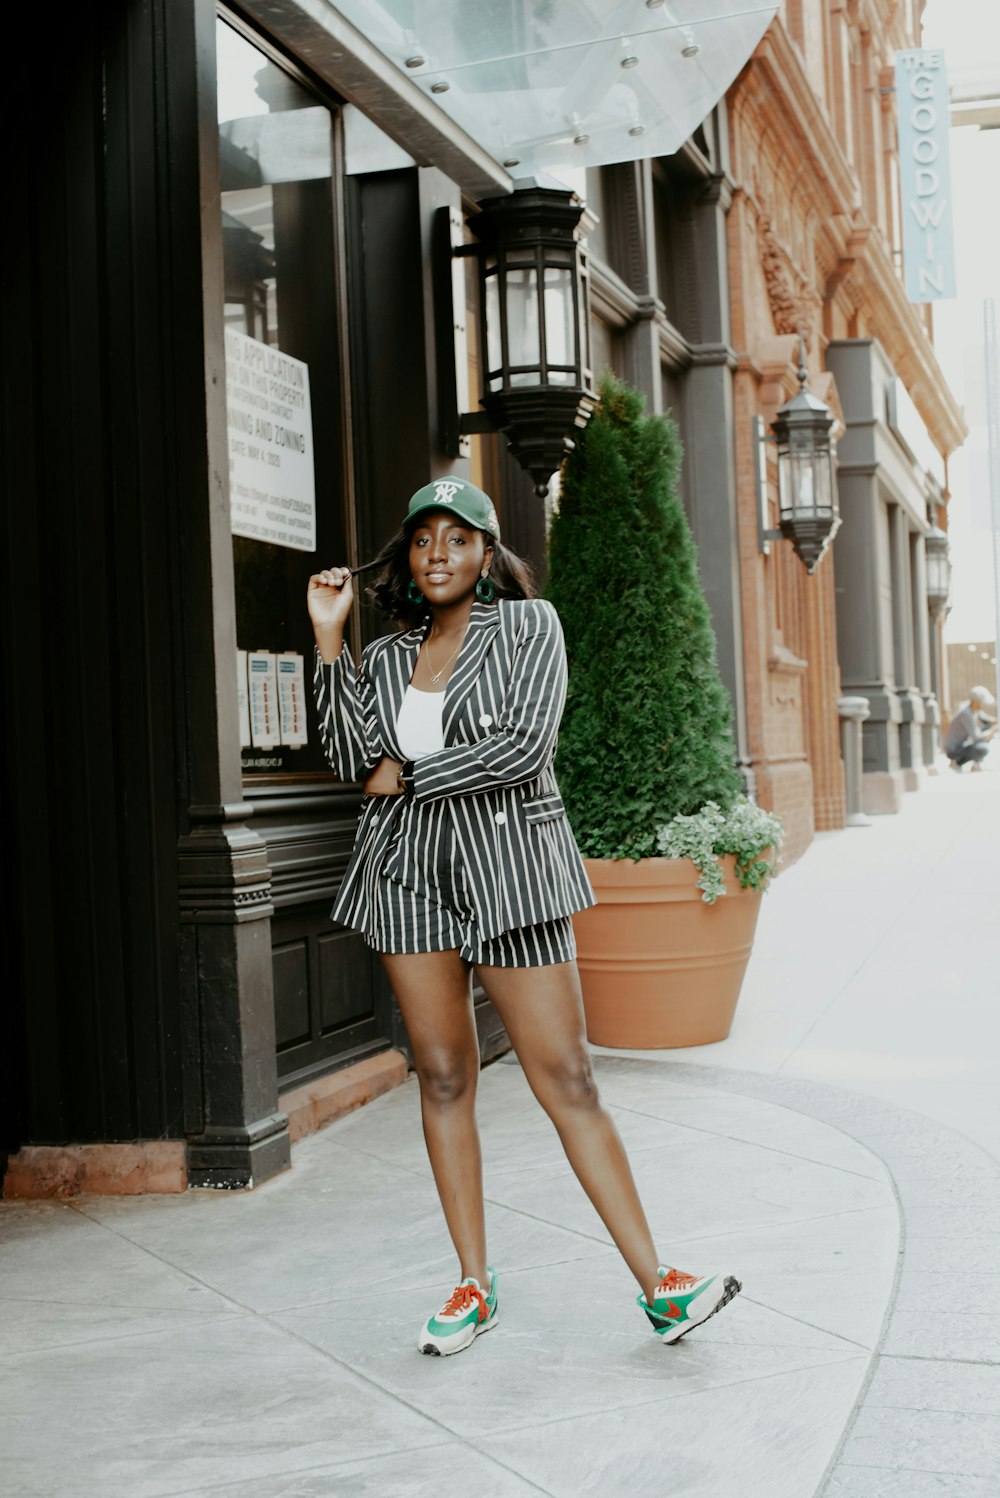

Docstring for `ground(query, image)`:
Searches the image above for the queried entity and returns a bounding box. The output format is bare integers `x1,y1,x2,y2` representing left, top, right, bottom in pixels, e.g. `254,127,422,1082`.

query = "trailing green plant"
656,798,784,904
547,372,742,859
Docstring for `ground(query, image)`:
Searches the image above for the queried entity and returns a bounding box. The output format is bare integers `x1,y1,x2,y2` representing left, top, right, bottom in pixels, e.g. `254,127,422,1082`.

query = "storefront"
3,0,780,1193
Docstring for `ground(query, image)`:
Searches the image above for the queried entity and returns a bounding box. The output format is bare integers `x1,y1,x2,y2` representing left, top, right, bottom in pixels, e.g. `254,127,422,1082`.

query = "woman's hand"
362,756,405,796
308,567,354,663
307,567,354,629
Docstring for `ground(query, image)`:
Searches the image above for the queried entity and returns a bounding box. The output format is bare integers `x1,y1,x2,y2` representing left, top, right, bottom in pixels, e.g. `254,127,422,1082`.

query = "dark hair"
366,520,537,628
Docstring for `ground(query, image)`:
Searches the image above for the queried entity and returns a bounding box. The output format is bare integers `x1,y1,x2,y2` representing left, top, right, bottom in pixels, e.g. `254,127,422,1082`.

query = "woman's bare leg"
380,949,489,1286
477,960,660,1304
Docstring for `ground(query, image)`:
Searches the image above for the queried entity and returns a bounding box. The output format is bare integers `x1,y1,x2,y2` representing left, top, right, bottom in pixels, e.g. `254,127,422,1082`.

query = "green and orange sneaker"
417,1269,498,1356
638,1264,741,1344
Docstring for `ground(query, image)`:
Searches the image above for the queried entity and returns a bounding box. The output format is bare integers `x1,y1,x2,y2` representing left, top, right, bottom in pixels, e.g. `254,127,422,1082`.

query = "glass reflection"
505,268,541,370
485,271,503,378
543,267,574,370
217,21,332,345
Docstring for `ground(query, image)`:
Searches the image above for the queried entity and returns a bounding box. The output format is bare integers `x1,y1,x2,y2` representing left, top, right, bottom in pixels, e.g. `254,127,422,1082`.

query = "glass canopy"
326,0,778,177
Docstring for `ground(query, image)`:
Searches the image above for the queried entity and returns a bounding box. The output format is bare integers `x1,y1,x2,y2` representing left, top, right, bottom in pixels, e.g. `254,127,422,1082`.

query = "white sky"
920,0,1000,644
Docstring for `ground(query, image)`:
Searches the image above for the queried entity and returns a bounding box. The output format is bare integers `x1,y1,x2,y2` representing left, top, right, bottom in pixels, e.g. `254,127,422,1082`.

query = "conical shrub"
547,373,741,859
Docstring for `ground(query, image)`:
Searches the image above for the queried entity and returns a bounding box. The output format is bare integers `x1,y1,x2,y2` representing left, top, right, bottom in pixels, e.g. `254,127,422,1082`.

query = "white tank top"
395,685,446,761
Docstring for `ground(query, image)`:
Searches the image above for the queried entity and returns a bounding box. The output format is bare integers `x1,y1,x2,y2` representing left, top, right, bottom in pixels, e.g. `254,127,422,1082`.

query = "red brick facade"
725,5,965,860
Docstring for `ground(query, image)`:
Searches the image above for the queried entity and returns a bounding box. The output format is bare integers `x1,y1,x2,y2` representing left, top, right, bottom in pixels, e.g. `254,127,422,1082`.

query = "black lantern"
756,342,840,573
924,525,951,618
461,181,596,497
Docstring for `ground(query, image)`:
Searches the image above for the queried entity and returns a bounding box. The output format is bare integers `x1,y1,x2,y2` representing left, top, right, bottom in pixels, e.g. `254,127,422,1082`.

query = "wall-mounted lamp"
755,343,840,574
454,181,597,497
924,524,951,618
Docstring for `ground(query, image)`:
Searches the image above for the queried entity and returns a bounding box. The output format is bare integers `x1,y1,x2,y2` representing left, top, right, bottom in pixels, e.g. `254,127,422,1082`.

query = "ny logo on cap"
433,480,463,504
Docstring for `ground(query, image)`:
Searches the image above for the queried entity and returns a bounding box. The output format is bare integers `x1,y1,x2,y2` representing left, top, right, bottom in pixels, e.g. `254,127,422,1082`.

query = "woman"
308,477,740,1356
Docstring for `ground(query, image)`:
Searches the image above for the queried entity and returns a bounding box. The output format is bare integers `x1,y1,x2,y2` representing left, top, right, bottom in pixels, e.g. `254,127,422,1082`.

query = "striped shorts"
364,799,576,968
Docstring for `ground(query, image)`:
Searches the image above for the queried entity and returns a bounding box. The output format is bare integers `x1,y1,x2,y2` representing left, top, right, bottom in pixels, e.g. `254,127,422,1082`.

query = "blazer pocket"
523,792,565,825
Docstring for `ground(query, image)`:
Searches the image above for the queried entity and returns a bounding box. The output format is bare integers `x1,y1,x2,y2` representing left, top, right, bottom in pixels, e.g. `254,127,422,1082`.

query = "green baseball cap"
405,478,500,541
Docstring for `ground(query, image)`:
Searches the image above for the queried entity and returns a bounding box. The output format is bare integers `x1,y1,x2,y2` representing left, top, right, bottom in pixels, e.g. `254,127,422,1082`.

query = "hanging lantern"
770,350,840,574
924,524,951,618
462,181,596,497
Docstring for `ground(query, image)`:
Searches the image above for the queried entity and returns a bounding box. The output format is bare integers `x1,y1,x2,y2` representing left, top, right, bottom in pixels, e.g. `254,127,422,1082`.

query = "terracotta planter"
573,855,765,1048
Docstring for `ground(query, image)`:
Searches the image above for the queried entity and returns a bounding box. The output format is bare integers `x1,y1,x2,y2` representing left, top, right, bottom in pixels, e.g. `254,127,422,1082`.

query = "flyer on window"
225,329,316,551
277,652,307,747
236,649,252,748
247,651,279,748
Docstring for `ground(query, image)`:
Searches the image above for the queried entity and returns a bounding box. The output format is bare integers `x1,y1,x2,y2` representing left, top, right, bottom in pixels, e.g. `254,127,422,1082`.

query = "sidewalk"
2,762,998,1497
620,754,1000,1159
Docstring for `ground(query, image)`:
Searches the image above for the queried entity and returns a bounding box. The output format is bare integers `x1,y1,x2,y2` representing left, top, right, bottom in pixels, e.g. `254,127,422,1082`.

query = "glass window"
543,266,574,372
505,268,541,372
218,19,350,780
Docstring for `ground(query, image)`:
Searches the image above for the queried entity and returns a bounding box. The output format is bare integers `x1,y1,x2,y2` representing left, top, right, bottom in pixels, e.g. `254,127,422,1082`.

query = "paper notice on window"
247,652,279,748
277,652,307,747
225,329,316,552
237,650,252,748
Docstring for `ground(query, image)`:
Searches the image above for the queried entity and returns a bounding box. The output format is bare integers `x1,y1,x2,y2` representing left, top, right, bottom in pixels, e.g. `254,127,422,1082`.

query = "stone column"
685,173,749,784
838,697,873,826
826,340,905,814
912,531,940,766
890,510,925,788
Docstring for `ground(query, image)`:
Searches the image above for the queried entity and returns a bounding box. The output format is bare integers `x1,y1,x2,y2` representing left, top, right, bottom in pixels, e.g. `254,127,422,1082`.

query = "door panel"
271,903,389,1085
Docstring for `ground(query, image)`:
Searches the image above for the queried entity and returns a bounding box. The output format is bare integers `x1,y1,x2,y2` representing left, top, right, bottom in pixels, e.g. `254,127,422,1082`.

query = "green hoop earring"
475,573,496,604
407,580,424,605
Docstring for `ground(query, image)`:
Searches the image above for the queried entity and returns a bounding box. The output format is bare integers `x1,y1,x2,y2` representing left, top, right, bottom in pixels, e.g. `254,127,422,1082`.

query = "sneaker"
638,1265,741,1344
417,1269,498,1356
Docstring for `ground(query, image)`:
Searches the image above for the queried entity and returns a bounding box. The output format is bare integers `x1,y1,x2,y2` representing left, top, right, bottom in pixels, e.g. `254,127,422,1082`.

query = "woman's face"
408,511,492,607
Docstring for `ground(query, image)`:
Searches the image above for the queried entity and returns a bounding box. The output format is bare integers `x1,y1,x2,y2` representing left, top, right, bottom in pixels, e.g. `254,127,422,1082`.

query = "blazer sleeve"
313,643,379,783
411,599,566,803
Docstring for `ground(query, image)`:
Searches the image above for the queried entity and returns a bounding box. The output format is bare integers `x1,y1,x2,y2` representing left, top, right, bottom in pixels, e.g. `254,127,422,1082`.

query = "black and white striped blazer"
313,598,596,941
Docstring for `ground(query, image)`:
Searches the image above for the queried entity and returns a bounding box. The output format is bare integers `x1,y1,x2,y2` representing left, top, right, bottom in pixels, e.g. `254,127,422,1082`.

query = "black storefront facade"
3,0,527,1194
3,0,761,1195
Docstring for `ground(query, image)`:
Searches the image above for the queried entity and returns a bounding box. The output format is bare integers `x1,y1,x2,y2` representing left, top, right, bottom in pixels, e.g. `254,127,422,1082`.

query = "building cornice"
731,18,967,458
738,26,859,222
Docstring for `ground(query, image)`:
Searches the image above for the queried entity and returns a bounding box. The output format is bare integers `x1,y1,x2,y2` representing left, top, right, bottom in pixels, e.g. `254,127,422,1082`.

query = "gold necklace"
424,629,464,686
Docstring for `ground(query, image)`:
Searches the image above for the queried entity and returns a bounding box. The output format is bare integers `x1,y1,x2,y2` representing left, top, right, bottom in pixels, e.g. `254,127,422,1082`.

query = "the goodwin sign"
895,49,957,303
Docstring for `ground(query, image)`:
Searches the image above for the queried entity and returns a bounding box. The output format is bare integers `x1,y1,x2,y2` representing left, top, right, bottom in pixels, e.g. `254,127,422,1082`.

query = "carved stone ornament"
757,215,814,346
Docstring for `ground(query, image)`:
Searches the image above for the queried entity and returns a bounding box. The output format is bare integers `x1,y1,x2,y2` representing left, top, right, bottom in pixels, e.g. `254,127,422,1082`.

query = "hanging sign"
225,329,316,550
894,49,957,303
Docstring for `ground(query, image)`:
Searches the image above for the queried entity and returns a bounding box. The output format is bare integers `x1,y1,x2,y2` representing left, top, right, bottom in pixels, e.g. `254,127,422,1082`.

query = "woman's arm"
312,645,380,783
308,567,379,783
408,599,566,803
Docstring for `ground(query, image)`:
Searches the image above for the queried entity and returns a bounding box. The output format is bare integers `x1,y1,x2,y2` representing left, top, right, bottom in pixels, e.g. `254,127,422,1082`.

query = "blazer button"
494,811,507,825
479,713,493,727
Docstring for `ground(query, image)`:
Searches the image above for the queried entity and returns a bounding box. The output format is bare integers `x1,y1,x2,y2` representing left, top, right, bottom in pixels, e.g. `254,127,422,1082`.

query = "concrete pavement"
1,758,998,1497
615,754,1000,1159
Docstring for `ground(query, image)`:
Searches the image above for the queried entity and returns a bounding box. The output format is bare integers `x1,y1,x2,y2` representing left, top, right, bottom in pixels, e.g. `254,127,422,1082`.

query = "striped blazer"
313,597,596,942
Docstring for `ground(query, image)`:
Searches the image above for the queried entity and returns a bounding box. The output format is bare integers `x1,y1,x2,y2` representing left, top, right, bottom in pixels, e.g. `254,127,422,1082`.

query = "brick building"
576,4,966,865
726,2,965,853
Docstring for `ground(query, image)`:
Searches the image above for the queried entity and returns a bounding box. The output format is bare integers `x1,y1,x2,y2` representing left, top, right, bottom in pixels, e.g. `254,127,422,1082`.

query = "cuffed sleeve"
410,599,566,803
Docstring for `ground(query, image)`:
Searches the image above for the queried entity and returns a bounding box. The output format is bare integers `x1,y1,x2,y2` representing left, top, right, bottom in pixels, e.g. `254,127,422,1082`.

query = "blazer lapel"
377,624,425,760
443,602,502,742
